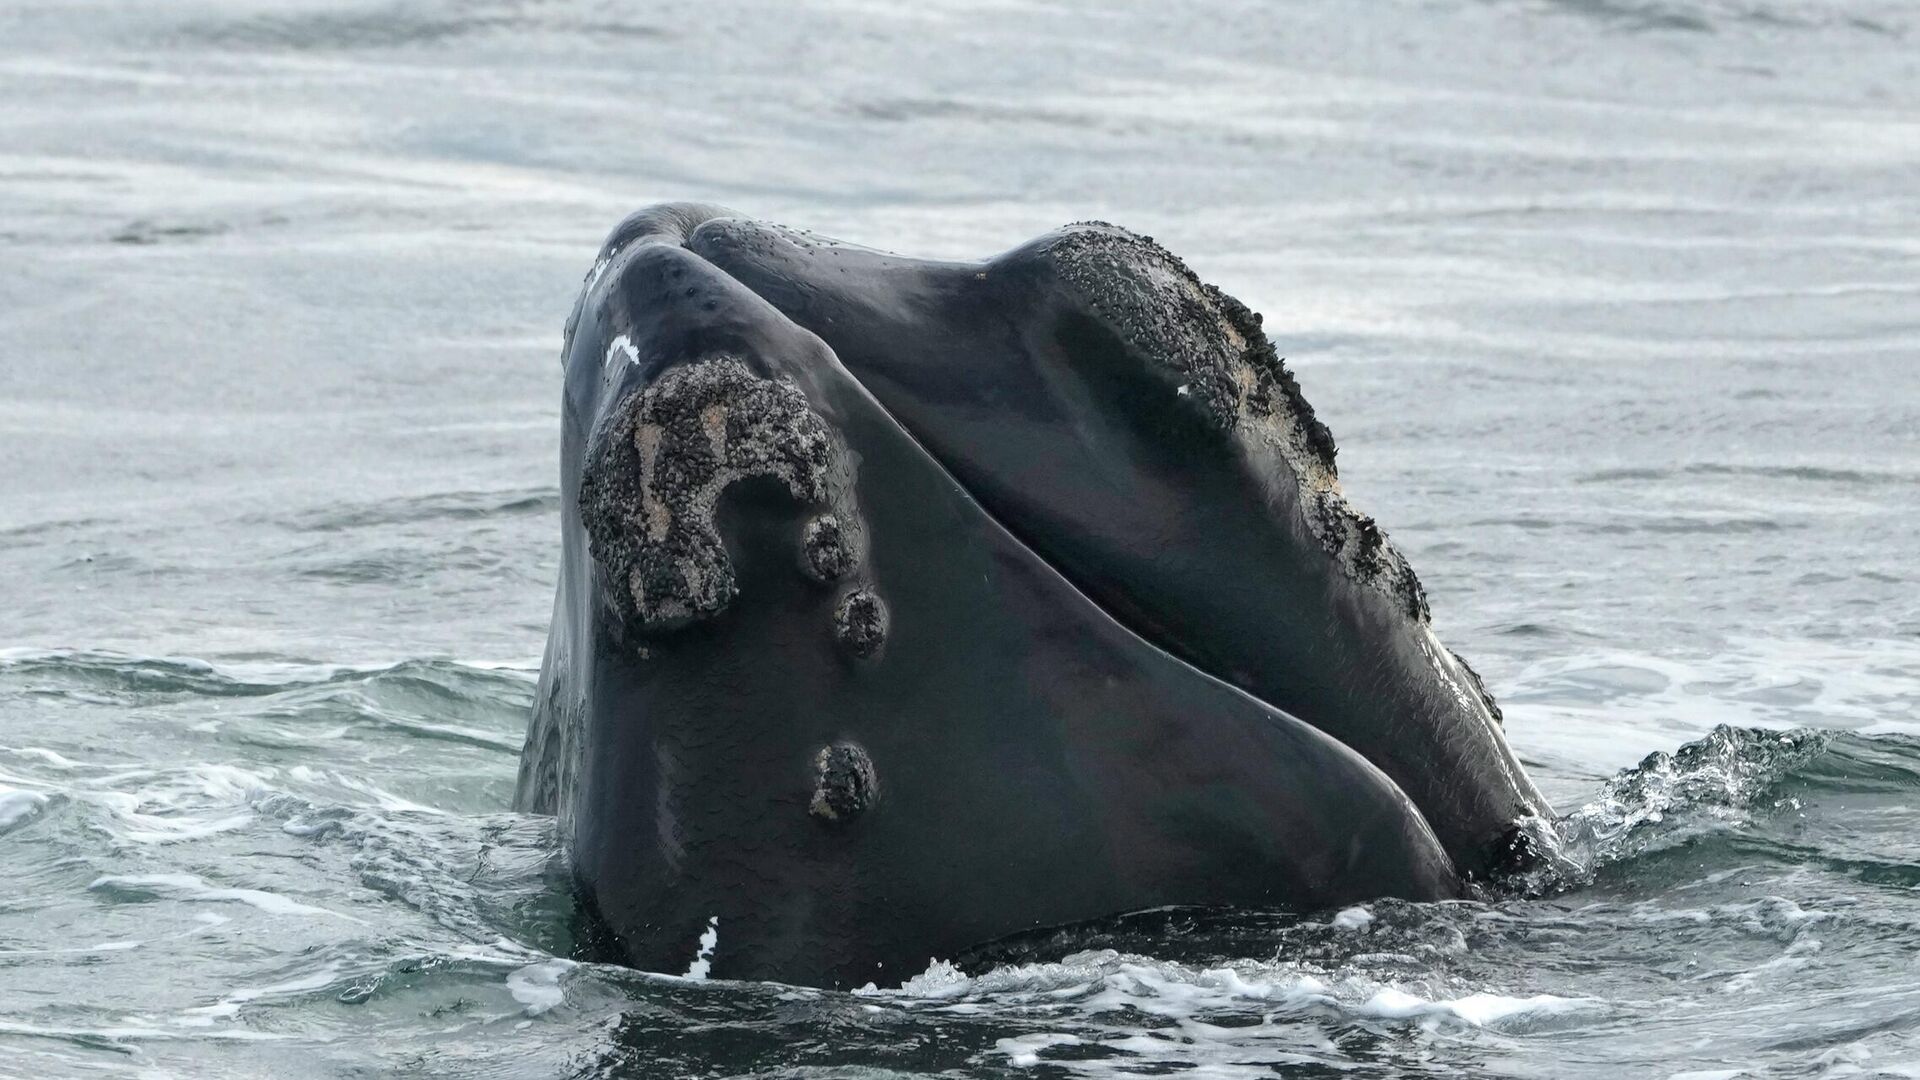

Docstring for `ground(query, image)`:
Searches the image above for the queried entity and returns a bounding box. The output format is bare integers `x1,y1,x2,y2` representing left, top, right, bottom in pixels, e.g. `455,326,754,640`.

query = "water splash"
1513,725,1835,893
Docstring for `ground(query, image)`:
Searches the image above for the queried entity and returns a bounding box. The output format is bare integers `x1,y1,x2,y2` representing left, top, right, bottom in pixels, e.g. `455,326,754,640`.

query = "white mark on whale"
584,254,614,293
605,334,640,371
684,915,719,979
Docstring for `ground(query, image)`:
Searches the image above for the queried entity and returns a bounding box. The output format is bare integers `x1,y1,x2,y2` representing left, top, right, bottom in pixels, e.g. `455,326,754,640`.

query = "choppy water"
2,0,1917,1076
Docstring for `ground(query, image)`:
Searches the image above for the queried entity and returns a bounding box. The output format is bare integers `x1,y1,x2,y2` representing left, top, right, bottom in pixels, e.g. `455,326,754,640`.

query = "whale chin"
515,203,1549,989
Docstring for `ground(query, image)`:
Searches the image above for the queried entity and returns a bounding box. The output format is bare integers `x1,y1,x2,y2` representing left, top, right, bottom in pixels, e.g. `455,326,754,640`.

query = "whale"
515,203,1551,988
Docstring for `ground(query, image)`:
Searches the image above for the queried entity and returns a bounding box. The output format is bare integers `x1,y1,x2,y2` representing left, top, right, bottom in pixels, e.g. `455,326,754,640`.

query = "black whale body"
515,204,1551,988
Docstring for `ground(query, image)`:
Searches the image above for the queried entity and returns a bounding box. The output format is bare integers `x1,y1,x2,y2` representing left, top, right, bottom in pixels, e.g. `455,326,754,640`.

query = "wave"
167,4,673,53
0,648,533,713
1534,0,1907,37
0,650,538,851
1578,462,1917,487
1517,724,1920,893
269,487,559,533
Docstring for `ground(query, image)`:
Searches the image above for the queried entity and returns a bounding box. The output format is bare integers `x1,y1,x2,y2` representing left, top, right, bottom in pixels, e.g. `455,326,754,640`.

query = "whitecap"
1331,905,1374,930
88,872,365,922
1358,986,1594,1028
997,1032,1083,1067
176,961,345,1026
0,786,50,830
7,747,85,769
506,958,575,1016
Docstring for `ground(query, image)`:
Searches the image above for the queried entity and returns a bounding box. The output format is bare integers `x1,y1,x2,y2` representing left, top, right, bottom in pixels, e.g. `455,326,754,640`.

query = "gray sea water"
2,1,1918,1076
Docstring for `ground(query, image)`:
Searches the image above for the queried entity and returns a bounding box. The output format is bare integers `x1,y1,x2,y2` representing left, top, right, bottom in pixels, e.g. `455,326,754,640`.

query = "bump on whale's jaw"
525,205,1551,985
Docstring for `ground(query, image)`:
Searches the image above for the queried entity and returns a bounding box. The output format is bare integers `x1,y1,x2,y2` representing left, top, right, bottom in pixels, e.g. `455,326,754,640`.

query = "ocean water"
2,0,1917,1076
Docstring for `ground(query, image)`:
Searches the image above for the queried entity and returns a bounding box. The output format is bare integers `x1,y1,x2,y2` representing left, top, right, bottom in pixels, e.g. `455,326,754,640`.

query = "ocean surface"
2,0,1917,1076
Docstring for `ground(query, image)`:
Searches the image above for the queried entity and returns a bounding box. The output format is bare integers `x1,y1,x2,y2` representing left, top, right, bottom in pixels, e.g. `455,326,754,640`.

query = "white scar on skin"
605,334,640,370
684,915,719,979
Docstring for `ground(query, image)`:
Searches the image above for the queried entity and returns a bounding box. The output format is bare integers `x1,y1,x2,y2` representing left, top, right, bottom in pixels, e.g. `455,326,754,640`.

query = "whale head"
516,204,1549,988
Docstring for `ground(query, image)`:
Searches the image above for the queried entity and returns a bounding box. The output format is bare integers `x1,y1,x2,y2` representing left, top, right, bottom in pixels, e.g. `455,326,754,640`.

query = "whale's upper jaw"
530,207,1550,962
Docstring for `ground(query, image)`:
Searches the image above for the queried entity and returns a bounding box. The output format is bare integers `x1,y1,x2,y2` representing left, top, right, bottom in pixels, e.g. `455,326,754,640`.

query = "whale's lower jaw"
515,205,1549,988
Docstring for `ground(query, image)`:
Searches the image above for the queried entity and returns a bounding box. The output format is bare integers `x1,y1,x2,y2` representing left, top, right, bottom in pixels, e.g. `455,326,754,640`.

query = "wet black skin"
516,204,1548,989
